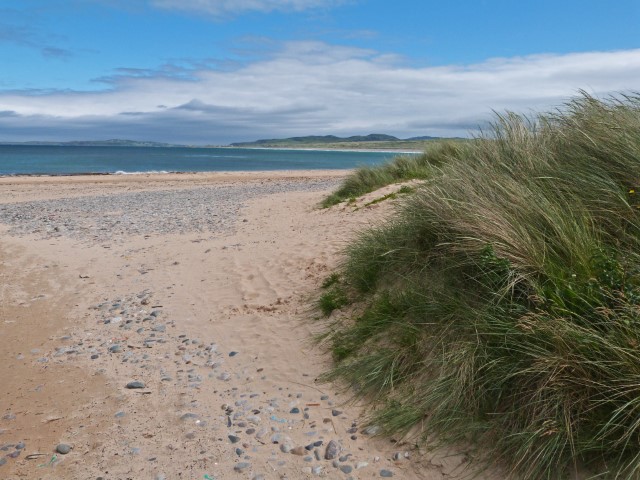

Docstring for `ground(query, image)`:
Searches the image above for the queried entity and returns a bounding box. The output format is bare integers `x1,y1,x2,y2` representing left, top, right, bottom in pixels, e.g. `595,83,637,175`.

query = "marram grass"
318,93,640,479
320,140,469,207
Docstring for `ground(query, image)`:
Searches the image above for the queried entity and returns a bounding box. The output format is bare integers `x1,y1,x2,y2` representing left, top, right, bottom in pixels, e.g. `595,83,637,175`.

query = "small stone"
324,440,340,460
363,425,381,435
125,381,145,389
290,446,306,456
109,344,122,353
380,469,394,477
229,351,239,357
252,475,265,480
180,413,199,421
15,442,25,450
356,461,368,469
320,395,329,401
228,435,241,444
56,444,72,454
311,466,322,475
339,465,353,474
0,458,6,466
290,408,300,414
339,454,351,462
234,462,250,472
235,448,245,456
331,409,342,417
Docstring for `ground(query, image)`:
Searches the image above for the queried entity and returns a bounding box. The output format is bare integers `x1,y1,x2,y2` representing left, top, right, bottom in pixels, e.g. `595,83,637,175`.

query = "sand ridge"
0,172,492,479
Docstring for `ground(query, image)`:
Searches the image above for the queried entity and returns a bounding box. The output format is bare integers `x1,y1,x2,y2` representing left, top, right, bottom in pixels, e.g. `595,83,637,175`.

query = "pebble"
363,425,381,435
290,446,306,456
56,444,72,455
339,465,353,474
125,381,145,389
325,440,340,460
0,458,6,466
228,435,241,444
380,469,394,477
0,180,339,241
234,462,251,472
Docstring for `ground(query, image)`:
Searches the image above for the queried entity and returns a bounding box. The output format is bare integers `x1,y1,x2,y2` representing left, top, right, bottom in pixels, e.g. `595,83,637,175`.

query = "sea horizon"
0,144,408,176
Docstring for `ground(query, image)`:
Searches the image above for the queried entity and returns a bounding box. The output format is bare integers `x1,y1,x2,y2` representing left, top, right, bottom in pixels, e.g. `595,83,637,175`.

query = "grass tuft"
317,92,640,479
321,141,469,207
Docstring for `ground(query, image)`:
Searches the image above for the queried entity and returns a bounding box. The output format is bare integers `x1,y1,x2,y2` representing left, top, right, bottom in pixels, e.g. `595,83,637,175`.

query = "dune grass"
317,93,640,479
320,140,470,207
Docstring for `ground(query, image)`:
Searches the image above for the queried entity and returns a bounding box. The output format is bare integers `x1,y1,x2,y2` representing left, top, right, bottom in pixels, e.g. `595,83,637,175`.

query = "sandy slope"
0,173,495,479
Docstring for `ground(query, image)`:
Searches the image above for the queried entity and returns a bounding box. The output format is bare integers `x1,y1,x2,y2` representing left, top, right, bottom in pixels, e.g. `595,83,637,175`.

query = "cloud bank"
1,43,639,144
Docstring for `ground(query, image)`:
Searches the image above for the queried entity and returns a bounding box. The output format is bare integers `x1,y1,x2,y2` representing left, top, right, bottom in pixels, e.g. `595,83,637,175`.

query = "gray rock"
125,381,145,389
363,425,381,435
56,443,72,454
228,435,241,444
331,409,342,417
324,440,340,460
380,469,394,477
234,462,250,472
0,457,6,466
339,465,353,474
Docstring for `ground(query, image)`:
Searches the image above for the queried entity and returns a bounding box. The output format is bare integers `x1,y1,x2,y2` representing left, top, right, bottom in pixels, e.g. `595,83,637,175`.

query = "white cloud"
149,0,346,16
1,43,639,143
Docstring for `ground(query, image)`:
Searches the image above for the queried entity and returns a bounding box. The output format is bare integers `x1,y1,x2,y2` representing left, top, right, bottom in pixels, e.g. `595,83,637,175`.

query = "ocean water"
0,145,407,175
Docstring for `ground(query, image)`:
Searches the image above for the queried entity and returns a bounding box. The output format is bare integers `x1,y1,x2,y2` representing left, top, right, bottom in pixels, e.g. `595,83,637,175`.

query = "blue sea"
0,145,408,176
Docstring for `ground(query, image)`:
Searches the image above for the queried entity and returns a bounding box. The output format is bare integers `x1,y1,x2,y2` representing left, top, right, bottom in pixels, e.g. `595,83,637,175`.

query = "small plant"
321,272,341,289
397,185,415,194
318,285,349,316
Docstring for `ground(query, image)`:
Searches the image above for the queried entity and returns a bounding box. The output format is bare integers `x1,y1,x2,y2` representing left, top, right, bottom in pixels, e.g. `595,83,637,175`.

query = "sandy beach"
0,172,489,480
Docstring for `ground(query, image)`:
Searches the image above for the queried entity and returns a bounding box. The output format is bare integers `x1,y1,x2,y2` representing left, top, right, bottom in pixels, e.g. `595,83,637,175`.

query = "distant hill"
230,133,440,147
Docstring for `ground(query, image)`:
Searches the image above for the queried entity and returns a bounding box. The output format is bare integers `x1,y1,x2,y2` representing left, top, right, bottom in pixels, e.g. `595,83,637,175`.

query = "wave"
114,170,170,175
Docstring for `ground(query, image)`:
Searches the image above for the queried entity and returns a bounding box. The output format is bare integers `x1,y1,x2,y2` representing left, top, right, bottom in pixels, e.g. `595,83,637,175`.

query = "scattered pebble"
125,381,145,389
56,444,72,455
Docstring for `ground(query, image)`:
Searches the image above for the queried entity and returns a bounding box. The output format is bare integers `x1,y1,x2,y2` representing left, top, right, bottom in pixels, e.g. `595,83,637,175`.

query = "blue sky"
1,0,639,144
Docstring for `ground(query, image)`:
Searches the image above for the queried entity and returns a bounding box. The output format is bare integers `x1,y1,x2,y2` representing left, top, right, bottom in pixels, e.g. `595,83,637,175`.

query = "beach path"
0,172,491,479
